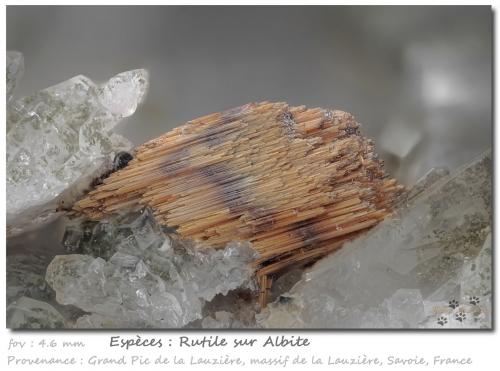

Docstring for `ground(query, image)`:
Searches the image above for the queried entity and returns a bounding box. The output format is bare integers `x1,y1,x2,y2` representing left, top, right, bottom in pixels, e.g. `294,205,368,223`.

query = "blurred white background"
7,6,492,185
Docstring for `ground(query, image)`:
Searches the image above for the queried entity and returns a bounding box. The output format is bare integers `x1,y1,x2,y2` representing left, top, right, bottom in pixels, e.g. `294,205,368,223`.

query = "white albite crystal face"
47,209,257,328
6,51,148,234
259,151,491,329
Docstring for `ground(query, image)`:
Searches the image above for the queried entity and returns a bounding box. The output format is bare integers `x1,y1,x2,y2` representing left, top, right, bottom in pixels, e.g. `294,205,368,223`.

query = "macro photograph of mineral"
5,6,492,329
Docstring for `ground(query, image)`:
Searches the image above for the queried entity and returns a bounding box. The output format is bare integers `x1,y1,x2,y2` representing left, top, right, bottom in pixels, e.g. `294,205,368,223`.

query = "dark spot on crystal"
113,151,134,171
345,125,359,136
297,223,316,240
91,170,112,187
289,220,317,246
279,295,292,304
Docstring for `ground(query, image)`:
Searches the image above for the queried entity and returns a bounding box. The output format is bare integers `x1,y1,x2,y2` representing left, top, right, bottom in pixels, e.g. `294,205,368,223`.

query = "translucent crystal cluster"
6,51,148,234
46,209,257,328
259,151,491,329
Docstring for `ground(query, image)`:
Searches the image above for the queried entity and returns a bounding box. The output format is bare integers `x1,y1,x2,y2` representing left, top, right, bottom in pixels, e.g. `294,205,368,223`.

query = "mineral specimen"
6,51,491,330
258,151,491,328
6,51,148,234
47,209,257,328
74,102,404,305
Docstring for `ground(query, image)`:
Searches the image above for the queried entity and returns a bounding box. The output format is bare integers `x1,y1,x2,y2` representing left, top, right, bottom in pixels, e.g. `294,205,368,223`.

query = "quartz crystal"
47,209,257,328
6,51,148,234
259,151,491,328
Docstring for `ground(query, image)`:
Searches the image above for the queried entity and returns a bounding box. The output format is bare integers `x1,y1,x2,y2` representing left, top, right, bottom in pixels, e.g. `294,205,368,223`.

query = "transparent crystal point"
98,69,149,117
6,55,148,234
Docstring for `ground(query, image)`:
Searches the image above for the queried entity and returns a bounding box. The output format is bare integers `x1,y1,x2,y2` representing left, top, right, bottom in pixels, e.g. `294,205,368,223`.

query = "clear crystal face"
6,52,148,231
98,69,149,117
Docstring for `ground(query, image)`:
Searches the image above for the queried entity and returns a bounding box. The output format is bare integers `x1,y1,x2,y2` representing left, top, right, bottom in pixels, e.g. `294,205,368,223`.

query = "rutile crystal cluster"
74,102,404,306
6,50,148,235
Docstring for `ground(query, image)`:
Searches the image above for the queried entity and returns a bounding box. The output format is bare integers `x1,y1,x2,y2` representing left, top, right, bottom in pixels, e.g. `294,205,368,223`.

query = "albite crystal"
259,151,491,329
47,209,257,328
6,51,148,234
